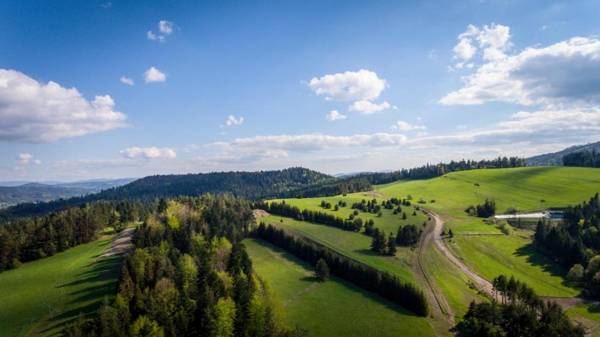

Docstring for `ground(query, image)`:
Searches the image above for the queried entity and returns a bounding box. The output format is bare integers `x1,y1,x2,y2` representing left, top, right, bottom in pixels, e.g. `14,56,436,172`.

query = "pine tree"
387,234,397,256
315,258,330,281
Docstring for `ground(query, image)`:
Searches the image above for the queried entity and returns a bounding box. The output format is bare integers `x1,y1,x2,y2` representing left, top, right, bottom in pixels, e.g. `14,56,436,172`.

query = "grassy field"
374,166,600,298
270,191,429,235
262,214,416,283
244,238,436,337
0,236,122,337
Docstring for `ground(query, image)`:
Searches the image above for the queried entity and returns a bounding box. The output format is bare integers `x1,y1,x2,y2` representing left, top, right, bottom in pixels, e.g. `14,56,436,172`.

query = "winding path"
427,211,497,298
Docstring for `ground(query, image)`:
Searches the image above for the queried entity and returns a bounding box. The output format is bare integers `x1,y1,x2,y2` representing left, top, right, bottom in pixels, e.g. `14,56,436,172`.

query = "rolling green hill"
244,238,436,337
0,235,121,337
375,166,600,297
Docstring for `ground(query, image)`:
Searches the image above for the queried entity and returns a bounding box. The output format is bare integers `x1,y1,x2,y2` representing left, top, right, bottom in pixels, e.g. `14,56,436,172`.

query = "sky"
1,0,600,181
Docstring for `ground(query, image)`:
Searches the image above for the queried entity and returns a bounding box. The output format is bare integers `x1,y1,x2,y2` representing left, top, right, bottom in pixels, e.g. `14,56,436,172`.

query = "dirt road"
428,211,498,298
101,227,135,257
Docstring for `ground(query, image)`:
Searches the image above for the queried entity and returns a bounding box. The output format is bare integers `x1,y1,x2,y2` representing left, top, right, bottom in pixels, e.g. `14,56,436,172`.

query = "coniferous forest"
62,195,307,337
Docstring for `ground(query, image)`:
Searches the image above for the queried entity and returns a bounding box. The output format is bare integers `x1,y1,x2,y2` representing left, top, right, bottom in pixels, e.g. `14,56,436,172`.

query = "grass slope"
0,236,122,337
262,214,416,283
245,238,436,337
376,166,600,297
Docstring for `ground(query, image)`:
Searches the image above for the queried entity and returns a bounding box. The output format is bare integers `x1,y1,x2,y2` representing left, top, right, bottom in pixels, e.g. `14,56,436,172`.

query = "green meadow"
375,166,600,297
244,238,436,337
0,236,122,337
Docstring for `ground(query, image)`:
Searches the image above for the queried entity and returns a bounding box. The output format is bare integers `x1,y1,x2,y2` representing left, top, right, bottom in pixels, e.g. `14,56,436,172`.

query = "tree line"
254,201,366,232
252,222,429,316
352,157,526,185
563,150,600,168
455,275,583,337
0,200,147,272
64,195,306,337
534,193,600,299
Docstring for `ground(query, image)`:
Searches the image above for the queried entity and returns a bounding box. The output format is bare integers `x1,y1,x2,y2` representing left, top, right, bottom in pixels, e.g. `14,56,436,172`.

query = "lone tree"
315,258,330,282
387,234,397,256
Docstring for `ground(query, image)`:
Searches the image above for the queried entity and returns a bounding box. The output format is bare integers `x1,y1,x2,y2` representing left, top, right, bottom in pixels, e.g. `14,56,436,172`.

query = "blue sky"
1,0,600,181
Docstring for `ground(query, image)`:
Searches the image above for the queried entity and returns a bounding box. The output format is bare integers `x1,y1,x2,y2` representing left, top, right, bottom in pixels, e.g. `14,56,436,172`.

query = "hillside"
95,167,334,200
0,235,120,337
0,167,336,221
269,166,600,331
0,183,91,208
0,179,135,209
526,141,600,166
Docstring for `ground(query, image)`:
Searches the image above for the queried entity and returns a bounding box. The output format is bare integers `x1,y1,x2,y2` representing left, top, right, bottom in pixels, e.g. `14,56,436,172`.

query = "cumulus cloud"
120,76,134,86
442,36,600,107
391,121,426,131
308,69,387,101
120,147,176,160
147,20,174,42
308,69,392,117
223,115,244,127
144,66,166,83
0,69,126,143
326,110,346,121
452,24,511,68
349,100,391,114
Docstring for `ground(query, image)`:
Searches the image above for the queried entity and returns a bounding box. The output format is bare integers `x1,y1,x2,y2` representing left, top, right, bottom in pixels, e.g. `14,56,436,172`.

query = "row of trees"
353,157,526,185
455,275,584,337
534,193,600,298
252,223,429,316
254,201,365,232
0,200,146,272
65,195,306,337
563,150,600,168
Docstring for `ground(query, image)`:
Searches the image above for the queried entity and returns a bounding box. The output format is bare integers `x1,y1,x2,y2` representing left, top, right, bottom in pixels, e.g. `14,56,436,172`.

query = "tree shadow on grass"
39,255,124,336
514,243,582,293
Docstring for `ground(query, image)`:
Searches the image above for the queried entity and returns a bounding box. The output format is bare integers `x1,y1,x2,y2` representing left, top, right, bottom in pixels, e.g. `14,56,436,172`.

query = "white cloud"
442,36,600,107
147,31,160,41
120,76,134,86
159,20,173,35
17,153,32,165
349,100,391,114
147,20,174,42
225,133,408,152
144,66,166,83
454,38,477,61
224,115,244,127
452,23,511,67
391,121,426,131
308,69,387,101
120,147,176,160
326,110,347,121
0,69,126,143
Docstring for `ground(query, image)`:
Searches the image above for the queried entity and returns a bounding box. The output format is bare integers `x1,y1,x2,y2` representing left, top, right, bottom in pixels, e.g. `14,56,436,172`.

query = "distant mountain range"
526,141,600,166
0,178,136,208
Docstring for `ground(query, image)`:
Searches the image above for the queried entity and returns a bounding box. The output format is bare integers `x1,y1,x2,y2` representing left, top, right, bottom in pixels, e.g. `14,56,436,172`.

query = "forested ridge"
0,168,334,221
352,157,526,185
563,150,600,168
0,159,525,223
0,200,148,272
64,195,307,337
